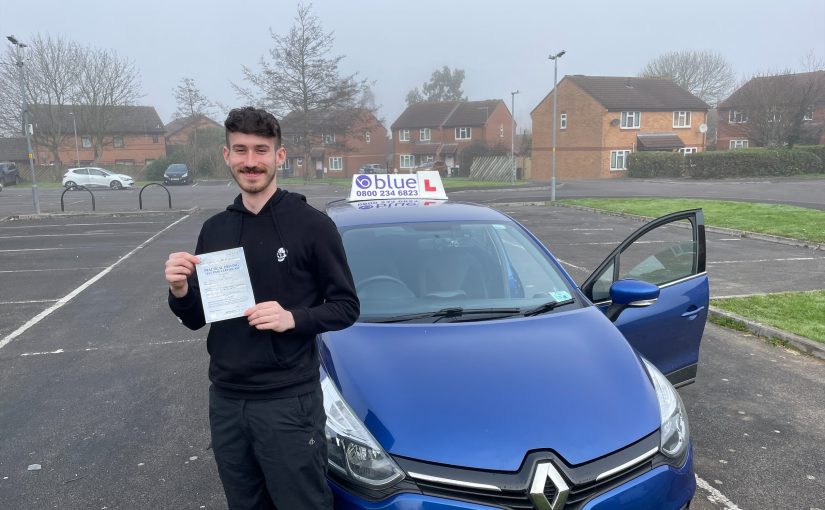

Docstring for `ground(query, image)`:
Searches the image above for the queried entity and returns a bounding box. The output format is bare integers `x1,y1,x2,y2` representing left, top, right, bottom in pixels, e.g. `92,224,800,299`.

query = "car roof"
327,199,511,228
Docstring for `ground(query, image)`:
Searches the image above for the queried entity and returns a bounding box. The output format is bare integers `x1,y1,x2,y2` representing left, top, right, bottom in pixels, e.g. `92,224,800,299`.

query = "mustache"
237,166,267,173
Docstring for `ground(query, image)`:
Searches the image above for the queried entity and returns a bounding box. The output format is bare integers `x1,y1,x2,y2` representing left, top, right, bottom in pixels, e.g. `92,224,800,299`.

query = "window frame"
560,113,567,129
365,131,371,143
610,149,631,171
113,135,124,148
729,110,747,123
455,127,471,140
399,129,410,142
400,154,415,168
802,108,814,121
679,147,697,155
620,111,640,129
673,111,691,128
329,156,343,171
729,140,749,149
419,128,431,142
81,136,92,148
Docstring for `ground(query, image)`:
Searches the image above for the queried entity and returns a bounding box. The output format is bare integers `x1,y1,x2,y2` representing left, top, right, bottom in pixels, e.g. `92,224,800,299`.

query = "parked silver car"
63,167,135,190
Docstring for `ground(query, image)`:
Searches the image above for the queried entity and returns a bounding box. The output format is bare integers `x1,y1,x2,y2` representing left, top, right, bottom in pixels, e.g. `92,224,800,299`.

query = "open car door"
581,209,708,387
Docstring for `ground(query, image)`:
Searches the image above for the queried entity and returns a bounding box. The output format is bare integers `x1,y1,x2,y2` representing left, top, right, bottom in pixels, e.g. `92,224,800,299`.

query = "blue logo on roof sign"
355,175,372,189
347,171,448,202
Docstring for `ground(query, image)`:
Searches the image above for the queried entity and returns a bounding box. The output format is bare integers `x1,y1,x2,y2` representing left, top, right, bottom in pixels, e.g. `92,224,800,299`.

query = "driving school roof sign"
347,171,448,202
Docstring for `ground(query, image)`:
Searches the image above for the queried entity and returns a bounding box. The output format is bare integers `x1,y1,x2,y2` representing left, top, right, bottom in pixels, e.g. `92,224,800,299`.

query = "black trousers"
209,385,332,510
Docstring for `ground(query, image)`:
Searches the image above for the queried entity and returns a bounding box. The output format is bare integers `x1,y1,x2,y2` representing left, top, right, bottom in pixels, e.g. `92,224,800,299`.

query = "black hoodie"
169,189,359,399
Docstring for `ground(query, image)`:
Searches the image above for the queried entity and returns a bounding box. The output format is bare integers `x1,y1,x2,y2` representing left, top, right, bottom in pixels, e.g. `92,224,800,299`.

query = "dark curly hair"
224,106,282,146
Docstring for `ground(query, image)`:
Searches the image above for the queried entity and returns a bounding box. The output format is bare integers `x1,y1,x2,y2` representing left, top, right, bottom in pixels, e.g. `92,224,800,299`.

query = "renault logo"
529,462,569,510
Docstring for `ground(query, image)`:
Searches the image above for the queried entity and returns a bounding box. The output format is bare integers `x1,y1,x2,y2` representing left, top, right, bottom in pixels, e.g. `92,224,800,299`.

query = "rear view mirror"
604,279,660,322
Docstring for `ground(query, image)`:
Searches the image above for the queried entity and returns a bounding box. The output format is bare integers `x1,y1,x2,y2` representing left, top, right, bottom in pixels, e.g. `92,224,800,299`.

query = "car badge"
530,462,569,510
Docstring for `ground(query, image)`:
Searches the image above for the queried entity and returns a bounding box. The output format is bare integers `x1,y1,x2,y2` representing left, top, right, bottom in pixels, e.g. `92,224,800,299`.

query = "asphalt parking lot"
0,182,823,509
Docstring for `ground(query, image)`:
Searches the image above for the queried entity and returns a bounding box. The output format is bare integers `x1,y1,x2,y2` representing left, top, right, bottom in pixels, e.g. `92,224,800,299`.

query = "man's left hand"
244,301,295,332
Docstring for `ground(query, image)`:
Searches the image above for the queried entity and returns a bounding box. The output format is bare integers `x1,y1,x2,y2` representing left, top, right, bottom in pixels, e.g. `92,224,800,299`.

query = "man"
164,106,359,509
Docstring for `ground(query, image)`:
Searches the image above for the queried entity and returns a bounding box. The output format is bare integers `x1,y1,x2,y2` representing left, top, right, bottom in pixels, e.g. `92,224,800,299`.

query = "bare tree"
406,66,467,106
640,50,735,106
233,2,370,179
173,77,214,119
0,34,81,164
730,69,825,147
75,47,142,161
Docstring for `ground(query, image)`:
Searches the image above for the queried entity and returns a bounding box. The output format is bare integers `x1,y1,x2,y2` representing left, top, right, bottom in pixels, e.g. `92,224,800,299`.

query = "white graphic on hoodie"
276,247,288,262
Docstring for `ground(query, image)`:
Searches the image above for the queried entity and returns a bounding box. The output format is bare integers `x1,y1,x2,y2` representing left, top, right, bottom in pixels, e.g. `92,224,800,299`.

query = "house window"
620,111,640,129
610,150,631,171
421,155,434,164
729,110,747,123
803,108,814,121
297,158,304,167
560,113,567,129
455,127,471,140
673,111,691,128
399,129,410,142
400,154,415,168
324,133,336,144
499,124,504,138
113,136,124,148
365,131,371,143
82,136,92,148
679,147,697,155
730,140,749,149
293,134,300,143
144,159,155,166
281,159,291,170
329,156,342,171
767,110,781,123
115,159,134,166
419,128,431,141
152,134,159,143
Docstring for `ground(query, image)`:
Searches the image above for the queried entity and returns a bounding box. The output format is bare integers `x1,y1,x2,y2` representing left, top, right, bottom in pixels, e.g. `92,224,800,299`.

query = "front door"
582,209,708,387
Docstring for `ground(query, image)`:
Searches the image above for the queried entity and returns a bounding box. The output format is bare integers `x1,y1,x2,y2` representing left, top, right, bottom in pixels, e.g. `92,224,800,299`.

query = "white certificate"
195,247,256,323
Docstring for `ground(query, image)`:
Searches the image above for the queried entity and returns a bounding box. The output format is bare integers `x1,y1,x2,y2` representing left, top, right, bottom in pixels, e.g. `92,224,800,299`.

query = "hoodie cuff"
290,307,313,336
168,288,198,311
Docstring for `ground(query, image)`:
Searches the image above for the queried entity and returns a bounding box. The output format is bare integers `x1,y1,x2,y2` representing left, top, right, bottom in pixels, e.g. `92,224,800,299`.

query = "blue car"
319,175,707,510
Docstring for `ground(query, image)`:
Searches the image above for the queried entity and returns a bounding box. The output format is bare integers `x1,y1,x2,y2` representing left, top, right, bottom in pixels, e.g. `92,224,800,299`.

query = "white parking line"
0,267,105,274
0,247,74,253
557,258,590,273
571,228,614,231
0,214,192,351
696,475,743,509
0,221,169,230
18,338,204,357
0,232,155,239
0,299,59,305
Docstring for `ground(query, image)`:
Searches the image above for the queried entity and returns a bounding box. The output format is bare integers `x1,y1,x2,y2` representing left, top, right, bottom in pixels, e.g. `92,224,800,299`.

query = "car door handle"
681,306,705,318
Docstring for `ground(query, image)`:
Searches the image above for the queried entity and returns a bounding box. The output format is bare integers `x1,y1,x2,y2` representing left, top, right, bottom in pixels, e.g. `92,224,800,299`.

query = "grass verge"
560,198,825,244
712,291,825,344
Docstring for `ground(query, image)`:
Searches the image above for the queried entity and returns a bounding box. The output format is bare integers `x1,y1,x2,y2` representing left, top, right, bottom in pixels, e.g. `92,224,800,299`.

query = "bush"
684,148,822,178
144,157,179,181
627,152,684,178
795,145,825,172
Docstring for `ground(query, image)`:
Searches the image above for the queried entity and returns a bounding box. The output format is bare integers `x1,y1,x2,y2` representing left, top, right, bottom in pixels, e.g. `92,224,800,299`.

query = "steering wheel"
355,275,415,298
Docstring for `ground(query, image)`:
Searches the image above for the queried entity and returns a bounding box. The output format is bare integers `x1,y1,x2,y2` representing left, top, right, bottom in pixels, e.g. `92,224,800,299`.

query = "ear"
222,145,230,165
275,145,286,166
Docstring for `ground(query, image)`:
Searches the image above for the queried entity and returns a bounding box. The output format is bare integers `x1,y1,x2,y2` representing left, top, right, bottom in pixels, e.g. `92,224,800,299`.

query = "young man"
164,107,359,509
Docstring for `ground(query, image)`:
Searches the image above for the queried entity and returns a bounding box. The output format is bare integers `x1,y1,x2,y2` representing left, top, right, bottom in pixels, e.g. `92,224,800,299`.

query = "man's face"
223,132,285,194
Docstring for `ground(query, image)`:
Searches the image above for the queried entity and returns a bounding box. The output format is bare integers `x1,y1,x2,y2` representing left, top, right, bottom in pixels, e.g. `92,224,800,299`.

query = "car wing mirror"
604,279,660,322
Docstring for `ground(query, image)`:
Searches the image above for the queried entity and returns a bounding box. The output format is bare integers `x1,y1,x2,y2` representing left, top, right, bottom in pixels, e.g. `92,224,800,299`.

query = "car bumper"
331,448,694,510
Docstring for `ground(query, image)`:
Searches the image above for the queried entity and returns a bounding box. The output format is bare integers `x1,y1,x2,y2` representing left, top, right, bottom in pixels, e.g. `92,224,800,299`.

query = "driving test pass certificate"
195,247,256,323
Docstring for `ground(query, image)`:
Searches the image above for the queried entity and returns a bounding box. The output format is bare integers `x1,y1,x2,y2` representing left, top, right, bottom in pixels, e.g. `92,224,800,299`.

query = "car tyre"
13,174,19,185
110,180,122,190
64,181,76,188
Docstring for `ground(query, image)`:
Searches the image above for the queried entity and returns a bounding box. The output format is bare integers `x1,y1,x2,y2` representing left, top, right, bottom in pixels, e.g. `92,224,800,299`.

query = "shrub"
144,157,178,181
684,148,821,178
794,145,825,172
627,152,684,178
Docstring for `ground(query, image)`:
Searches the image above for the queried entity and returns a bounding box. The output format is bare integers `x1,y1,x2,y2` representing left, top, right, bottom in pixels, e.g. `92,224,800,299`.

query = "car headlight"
321,373,405,488
641,358,689,461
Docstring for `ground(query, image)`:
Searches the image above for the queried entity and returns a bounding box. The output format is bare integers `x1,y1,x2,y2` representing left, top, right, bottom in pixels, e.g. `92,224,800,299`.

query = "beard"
230,165,277,194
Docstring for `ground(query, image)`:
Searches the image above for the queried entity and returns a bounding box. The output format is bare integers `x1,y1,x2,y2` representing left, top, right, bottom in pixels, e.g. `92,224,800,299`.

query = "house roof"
0,137,28,161
564,76,709,111
392,100,504,130
30,105,165,134
718,71,825,109
165,115,220,137
636,133,685,150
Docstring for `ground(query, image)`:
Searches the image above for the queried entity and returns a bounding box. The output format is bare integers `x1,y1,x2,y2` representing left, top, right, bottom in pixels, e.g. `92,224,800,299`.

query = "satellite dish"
610,118,620,126
699,123,708,133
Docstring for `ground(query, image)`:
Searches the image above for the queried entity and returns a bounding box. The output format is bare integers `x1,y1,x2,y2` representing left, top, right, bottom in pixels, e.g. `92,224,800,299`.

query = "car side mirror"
604,279,660,322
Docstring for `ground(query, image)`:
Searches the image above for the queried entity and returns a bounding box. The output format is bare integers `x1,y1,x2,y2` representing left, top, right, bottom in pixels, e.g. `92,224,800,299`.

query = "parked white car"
63,167,135,190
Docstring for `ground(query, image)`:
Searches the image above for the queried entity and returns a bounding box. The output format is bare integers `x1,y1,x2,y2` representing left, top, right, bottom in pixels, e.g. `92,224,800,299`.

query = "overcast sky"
2,0,823,132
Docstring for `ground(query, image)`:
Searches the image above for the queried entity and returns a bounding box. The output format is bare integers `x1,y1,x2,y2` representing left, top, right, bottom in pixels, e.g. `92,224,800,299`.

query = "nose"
244,151,256,168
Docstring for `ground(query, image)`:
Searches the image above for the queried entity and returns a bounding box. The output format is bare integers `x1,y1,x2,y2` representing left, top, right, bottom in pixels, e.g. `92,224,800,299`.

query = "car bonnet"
320,306,660,471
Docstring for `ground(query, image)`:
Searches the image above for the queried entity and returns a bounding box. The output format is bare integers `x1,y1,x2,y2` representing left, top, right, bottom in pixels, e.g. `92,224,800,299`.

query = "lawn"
712,291,825,344
560,198,825,244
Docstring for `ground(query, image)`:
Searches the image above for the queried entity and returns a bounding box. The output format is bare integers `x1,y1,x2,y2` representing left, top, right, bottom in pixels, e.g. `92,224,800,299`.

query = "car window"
74,168,89,175
341,220,576,321
591,218,697,302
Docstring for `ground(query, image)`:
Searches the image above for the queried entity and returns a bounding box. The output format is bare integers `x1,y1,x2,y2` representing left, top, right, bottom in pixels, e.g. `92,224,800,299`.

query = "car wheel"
0,177,5,186
12,174,19,185
110,180,122,190
64,181,76,188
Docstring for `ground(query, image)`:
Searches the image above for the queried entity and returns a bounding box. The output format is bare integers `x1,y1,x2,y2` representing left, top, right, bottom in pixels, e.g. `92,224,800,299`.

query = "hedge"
684,148,822,178
795,145,825,172
627,152,684,178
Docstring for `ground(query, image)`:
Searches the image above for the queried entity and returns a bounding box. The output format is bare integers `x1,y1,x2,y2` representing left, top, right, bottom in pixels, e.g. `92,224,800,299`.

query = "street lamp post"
7,35,40,214
548,49,565,202
69,111,80,166
510,90,520,185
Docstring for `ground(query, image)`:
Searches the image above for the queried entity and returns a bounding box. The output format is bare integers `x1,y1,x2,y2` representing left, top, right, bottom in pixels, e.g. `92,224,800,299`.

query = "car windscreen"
340,220,578,322
166,165,187,174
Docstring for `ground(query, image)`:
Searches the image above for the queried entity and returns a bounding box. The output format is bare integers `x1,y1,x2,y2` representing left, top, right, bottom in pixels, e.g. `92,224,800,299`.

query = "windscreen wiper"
522,298,575,317
369,307,522,324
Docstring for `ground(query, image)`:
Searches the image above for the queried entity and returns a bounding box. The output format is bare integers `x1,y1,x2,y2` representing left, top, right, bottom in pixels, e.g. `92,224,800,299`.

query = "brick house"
717,71,825,150
0,137,28,166
164,114,222,146
531,76,709,180
390,100,515,172
30,105,166,167
280,109,387,178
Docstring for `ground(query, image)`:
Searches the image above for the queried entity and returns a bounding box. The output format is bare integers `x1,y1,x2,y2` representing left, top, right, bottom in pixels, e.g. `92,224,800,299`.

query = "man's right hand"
165,252,200,298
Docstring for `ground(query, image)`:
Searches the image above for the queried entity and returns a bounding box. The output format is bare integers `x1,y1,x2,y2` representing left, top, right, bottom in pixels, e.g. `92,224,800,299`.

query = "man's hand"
165,252,200,298
244,301,295,332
